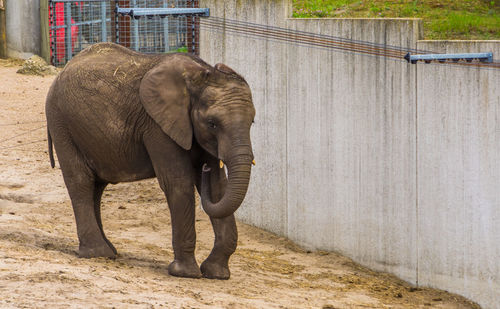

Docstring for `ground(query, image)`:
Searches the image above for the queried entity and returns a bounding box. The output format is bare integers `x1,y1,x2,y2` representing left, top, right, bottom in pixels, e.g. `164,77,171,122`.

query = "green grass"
173,46,188,53
292,0,500,39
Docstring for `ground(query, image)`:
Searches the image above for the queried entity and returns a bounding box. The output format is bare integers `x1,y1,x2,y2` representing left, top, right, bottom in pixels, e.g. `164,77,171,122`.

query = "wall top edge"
286,18,422,21
418,40,500,43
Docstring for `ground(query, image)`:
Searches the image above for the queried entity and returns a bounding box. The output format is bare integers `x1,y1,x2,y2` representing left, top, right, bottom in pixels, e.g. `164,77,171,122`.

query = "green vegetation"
292,0,500,39
168,46,188,53
175,46,189,53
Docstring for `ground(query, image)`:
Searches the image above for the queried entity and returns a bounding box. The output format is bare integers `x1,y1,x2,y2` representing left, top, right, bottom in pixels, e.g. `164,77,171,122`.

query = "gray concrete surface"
5,0,41,58
200,1,500,308
284,18,420,284
416,40,500,308
200,0,292,236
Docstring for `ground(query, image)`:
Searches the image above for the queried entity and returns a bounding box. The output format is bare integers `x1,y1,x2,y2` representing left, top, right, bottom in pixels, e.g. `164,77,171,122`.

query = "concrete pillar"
5,0,41,58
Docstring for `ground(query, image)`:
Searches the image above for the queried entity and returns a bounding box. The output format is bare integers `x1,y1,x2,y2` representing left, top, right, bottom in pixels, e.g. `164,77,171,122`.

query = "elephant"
45,42,255,279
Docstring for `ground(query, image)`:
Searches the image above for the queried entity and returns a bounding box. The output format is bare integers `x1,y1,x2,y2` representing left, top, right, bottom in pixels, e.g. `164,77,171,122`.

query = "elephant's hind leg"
53,137,116,258
67,174,116,259
93,181,117,255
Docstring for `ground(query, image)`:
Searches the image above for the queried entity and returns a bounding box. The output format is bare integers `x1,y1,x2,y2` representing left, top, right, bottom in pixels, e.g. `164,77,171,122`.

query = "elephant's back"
70,42,161,75
45,43,158,180
48,43,160,116
58,43,160,96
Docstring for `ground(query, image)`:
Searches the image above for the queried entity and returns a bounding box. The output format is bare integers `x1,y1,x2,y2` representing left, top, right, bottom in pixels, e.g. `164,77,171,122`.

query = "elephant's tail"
47,128,55,168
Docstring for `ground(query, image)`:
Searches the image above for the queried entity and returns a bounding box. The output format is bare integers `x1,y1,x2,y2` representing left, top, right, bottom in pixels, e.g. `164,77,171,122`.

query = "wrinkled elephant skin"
45,43,255,279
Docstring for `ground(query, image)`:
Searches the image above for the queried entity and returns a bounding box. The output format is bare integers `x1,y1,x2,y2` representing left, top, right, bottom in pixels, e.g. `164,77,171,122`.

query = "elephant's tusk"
252,159,256,166
220,160,224,169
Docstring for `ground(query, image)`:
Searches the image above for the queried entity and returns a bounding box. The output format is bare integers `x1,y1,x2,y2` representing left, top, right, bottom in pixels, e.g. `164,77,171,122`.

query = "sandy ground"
0,60,480,308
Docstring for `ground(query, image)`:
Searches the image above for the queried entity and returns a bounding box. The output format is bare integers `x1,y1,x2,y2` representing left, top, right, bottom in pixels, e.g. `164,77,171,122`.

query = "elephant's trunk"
201,155,252,218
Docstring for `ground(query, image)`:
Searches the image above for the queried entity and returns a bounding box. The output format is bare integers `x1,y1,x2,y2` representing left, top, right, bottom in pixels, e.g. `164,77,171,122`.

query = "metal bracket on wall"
404,52,493,64
116,7,210,19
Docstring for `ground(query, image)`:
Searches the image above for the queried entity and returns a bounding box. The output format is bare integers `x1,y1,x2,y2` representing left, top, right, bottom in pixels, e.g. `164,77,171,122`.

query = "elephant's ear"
214,63,237,74
215,63,246,82
140,59,203,150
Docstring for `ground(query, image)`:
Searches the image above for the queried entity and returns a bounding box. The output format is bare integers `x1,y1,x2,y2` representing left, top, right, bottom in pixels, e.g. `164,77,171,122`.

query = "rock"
17,55,58,76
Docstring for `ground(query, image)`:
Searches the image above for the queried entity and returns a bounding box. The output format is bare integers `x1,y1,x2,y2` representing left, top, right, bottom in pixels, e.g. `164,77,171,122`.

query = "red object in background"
50,3,79,63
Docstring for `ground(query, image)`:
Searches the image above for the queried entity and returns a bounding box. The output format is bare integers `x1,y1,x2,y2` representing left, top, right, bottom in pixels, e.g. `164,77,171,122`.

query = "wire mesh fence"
48,0,200,67
116,0,199,55
49,0,112,67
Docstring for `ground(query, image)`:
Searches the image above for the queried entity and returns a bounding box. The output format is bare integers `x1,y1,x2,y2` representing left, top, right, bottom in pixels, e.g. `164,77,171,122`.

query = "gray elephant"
45,42,255,279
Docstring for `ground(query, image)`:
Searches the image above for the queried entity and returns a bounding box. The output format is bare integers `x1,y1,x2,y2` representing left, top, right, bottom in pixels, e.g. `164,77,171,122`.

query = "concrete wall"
416,41,500,308
199,1,500,308
201,0,293,236
284,18,420,284
5,0,41,58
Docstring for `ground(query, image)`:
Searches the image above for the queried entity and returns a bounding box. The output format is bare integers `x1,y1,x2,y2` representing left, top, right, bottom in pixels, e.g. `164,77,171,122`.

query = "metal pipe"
163,0,169,52
405,52,493,64
131,0,138,50
116,7,209,17
64,2,72,62
101,1,107,42
77,1,83,50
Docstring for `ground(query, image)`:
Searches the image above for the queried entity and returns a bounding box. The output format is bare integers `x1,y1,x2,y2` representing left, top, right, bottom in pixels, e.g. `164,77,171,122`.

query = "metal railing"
48,0,202,67
115,0,200,55
49,0,112,67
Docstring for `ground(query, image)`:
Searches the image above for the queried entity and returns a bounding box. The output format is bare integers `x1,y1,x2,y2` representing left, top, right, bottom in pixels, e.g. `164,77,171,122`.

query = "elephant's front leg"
145,134,201,278
164,184,201,278
201,215,237,279
196,159,237,280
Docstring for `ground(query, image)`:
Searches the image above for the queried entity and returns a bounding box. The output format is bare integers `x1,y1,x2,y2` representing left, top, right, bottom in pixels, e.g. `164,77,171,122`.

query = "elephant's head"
139,54,255,218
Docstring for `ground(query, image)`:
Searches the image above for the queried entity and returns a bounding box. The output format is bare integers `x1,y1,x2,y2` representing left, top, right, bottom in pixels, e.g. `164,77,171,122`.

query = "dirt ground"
0,60,480,308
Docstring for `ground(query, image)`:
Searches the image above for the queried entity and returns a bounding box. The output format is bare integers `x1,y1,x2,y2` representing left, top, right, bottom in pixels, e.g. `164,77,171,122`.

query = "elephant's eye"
208,120,217,129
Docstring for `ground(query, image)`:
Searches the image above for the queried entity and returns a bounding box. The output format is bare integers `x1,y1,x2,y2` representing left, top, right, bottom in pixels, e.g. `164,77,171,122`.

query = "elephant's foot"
168,258,202,278
78,242,117,259
200,257,230,280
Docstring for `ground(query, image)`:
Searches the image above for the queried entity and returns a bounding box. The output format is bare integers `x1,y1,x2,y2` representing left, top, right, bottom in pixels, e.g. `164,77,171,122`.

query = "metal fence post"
77,2,83,50
131,0,138,50
163,0,169,52
101,1,107,42
175,0,181,48
64,2,72,62
111,0,117,43
50,1,57,65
